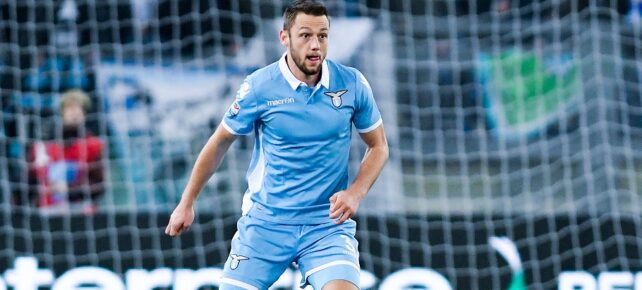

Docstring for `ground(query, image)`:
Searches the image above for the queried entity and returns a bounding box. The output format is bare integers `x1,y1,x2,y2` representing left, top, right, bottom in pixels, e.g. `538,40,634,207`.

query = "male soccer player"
165,1,388,289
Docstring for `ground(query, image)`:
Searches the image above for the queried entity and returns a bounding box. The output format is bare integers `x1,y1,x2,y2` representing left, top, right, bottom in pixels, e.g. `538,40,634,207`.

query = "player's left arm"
330,124,389,224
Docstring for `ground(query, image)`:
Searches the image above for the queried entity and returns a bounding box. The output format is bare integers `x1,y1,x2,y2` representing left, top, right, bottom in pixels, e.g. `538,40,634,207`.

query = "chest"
260,87,354,142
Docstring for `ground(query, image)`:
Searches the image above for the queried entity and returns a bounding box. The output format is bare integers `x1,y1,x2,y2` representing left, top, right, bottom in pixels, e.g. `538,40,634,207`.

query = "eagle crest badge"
324,89,348,108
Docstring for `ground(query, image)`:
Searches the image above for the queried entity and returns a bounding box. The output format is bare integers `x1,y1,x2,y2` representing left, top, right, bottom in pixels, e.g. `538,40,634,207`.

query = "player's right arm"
166,78,259,237
165,125,237,237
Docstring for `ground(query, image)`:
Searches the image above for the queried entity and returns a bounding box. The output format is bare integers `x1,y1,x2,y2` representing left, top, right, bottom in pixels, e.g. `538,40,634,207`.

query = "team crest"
237,82,250,99
229,254,249,270
324,89,348,108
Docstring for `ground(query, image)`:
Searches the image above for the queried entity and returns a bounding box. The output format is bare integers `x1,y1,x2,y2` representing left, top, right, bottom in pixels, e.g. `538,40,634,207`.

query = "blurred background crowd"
2,0,642,217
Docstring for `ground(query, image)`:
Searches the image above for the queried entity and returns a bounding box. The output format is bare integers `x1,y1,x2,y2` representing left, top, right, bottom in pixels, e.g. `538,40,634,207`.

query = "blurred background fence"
2,0,642,289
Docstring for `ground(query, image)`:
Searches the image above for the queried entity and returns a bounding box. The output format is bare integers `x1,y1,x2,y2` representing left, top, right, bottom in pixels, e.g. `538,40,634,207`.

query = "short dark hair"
282,0,329,31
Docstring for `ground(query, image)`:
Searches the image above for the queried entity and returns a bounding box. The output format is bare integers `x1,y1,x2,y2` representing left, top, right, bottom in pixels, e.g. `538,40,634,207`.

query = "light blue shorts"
219,214,360,290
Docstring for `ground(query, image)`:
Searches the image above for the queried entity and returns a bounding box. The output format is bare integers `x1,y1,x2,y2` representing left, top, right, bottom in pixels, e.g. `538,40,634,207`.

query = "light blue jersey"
221,54,382,224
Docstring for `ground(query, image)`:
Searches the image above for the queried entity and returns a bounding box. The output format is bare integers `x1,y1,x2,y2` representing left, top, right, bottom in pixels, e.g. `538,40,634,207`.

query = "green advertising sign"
479,50,580,139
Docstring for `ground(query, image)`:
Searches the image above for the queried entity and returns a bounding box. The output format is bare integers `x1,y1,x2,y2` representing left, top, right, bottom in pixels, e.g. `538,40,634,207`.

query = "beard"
289,45,322,76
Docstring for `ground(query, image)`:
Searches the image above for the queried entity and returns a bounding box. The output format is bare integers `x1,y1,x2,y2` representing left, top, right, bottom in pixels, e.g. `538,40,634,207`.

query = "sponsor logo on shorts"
342,236,358,257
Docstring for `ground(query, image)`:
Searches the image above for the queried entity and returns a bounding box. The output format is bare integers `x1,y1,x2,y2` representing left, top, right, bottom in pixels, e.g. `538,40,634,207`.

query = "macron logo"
267,97,295,106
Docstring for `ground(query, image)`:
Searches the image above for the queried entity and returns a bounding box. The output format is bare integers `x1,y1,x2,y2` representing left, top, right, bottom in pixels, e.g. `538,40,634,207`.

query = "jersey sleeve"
353,70,382,133
221,78,259,135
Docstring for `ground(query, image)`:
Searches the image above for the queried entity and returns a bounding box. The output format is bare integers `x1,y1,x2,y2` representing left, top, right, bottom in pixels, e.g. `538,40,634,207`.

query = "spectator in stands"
24,1,91,95
27,89,104,215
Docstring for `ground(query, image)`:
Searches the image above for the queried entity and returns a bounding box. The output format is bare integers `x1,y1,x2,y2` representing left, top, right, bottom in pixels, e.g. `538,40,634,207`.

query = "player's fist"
165,203,195,237
329,189,363,224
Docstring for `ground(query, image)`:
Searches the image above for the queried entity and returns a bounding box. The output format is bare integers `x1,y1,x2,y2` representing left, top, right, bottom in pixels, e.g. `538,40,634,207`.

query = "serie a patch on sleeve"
229,100,241,116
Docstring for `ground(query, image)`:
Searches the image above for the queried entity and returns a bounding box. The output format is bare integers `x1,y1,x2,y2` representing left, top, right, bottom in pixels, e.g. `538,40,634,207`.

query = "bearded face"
281,13,329,78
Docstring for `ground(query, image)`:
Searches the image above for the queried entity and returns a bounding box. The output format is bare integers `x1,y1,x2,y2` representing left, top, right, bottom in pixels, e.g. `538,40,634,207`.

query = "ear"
279,30,289,47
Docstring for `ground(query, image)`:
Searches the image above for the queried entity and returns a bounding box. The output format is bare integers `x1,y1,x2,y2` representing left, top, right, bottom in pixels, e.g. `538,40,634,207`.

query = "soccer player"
165,1,389,289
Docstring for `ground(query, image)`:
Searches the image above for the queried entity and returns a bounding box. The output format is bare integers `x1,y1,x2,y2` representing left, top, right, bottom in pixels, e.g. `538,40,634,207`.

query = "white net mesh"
1,0,642,289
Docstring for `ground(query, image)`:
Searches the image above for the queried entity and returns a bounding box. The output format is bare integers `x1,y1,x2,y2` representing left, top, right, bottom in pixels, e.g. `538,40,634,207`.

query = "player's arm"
330,124,389,224
165,125,237,236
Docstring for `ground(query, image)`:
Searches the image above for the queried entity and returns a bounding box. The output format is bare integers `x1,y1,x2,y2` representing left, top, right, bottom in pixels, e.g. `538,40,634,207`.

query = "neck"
286,53,320,88
63,124,85,140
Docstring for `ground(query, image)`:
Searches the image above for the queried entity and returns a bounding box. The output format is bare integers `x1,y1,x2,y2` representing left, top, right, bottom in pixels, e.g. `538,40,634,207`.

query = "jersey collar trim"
279,53,329,91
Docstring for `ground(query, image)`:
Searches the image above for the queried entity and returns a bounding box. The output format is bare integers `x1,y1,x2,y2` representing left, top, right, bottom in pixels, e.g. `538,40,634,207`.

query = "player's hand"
329,189,363,224
165,202,195,237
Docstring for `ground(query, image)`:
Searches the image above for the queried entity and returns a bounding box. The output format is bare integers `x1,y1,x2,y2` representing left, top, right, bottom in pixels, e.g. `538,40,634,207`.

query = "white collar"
278,52,330,90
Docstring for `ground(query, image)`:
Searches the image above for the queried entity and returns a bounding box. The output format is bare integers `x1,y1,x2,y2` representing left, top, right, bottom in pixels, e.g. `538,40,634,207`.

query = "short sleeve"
353,70,382,133
221,78,259,135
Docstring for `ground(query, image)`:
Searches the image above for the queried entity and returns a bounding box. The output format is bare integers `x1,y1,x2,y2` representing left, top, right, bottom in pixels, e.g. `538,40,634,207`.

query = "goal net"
1,0,641,289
